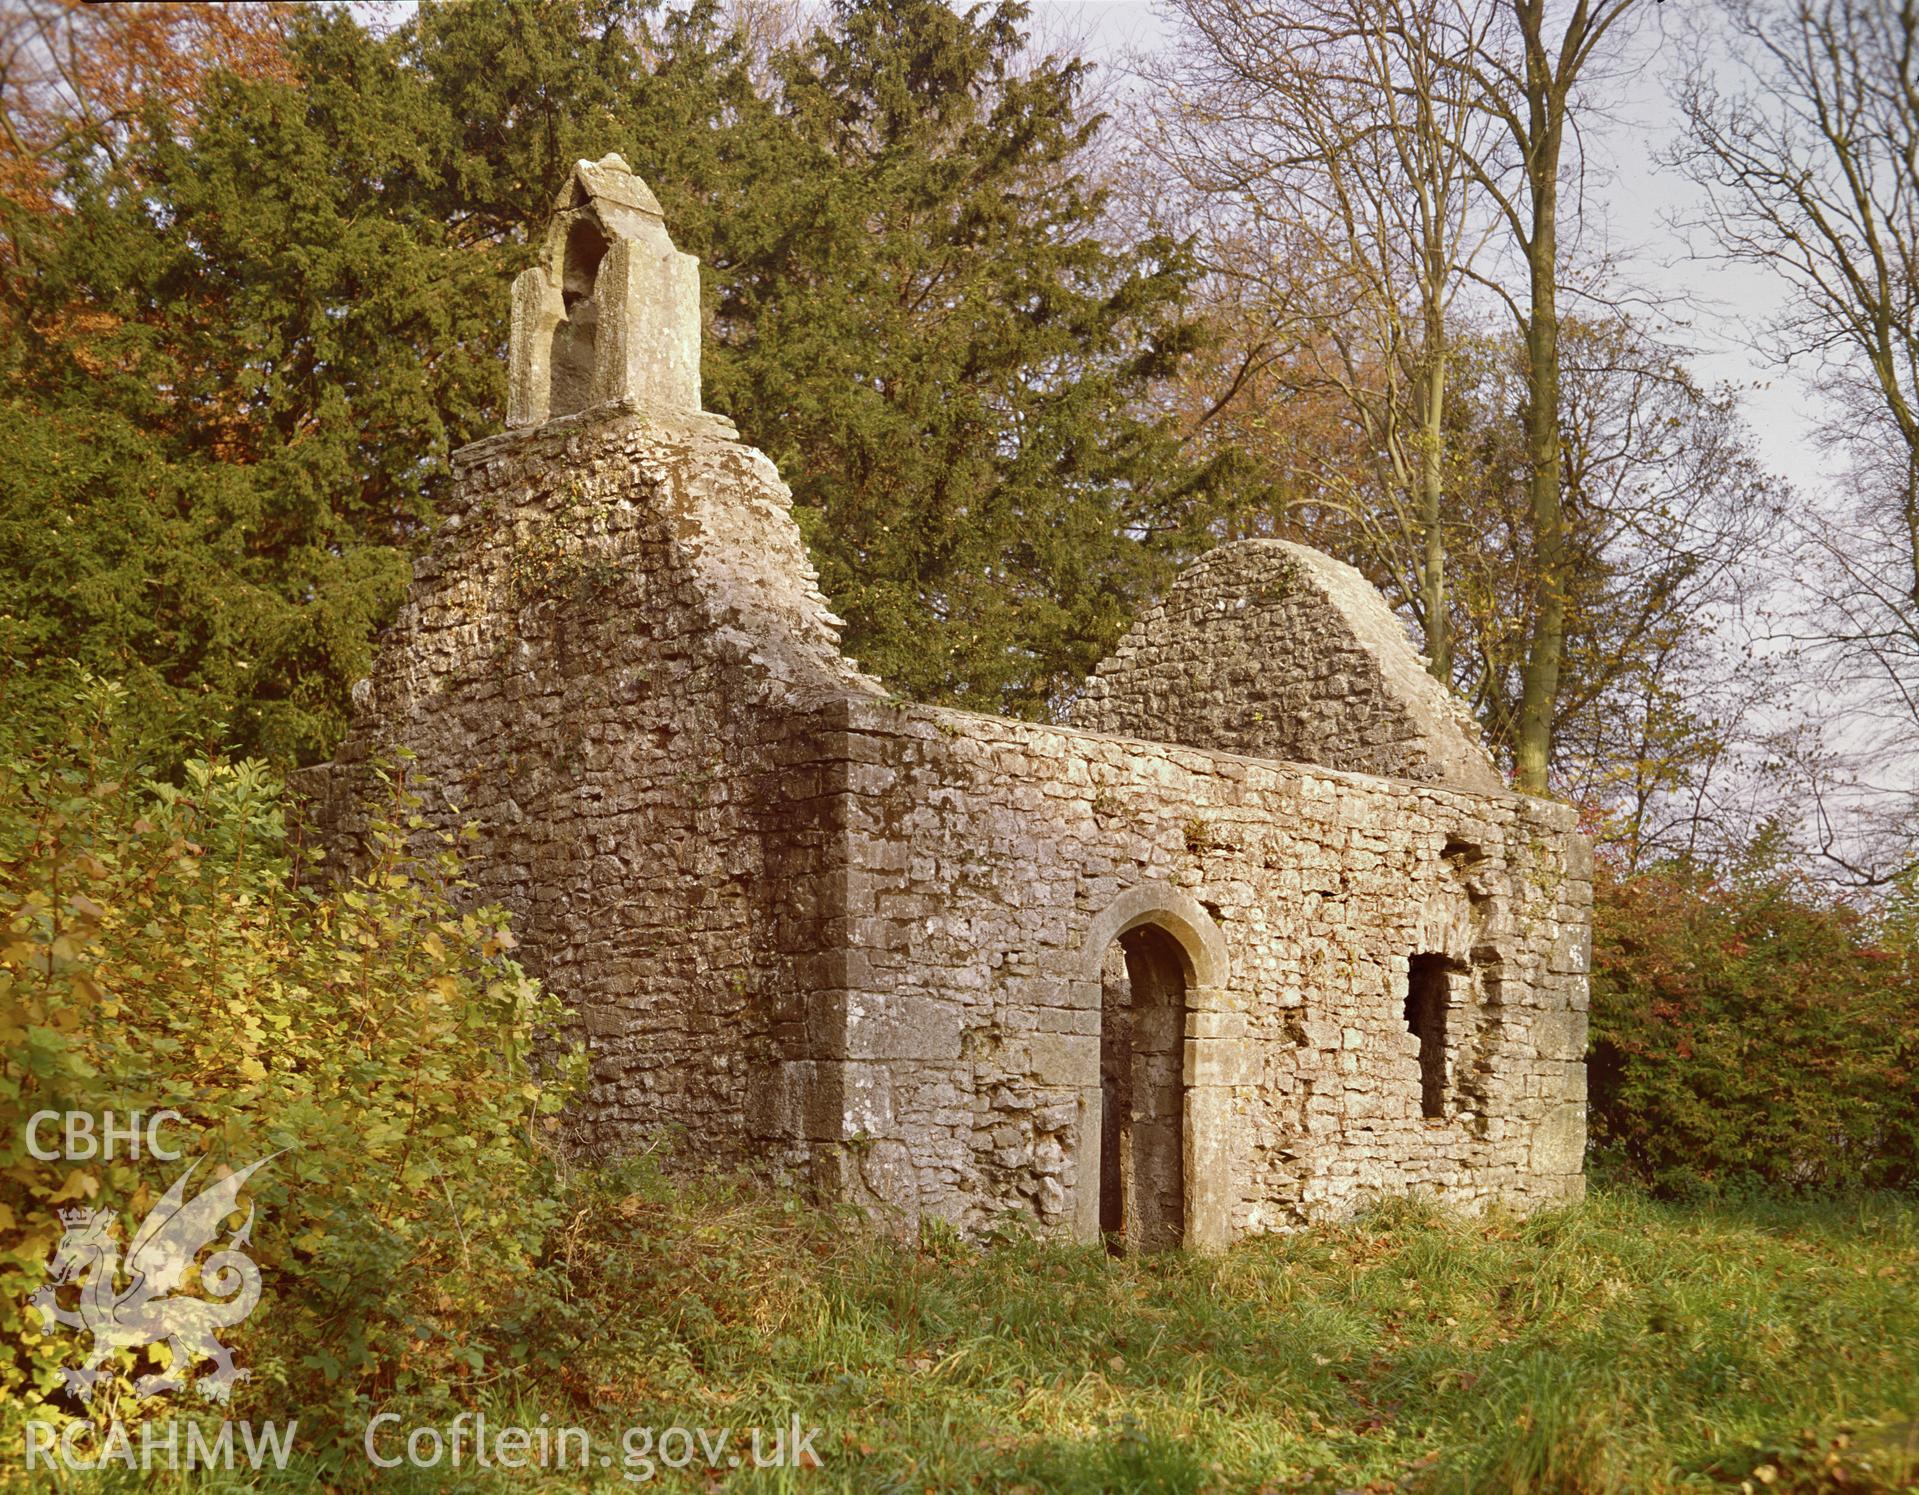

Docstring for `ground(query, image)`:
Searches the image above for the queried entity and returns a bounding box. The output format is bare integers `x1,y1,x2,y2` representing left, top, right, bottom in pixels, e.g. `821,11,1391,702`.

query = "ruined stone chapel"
301,155,1592,1250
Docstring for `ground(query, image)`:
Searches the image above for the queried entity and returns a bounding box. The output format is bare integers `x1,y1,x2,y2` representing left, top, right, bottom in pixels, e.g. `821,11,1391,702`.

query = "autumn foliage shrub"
1588,848,1919,1195
0,682,583,1438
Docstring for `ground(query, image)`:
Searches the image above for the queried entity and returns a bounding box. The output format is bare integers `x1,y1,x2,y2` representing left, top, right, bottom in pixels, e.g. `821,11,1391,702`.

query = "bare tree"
1678,0,1919,593
1151,0,1506,683
1152,0,1651,790
1425,0,1651,792
1513,321,1785,864
1676,0,1919,882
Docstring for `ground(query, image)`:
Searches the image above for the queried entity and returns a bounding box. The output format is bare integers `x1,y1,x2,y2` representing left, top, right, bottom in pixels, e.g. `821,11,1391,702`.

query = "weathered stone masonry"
300,155,1591,1249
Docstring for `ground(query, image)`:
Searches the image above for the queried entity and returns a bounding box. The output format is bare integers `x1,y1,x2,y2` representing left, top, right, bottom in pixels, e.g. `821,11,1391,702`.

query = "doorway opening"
1099,924,1187,1251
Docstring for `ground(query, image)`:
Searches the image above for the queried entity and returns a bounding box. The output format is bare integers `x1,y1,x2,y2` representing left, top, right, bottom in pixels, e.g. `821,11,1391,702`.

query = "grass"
10,1167,1919,1493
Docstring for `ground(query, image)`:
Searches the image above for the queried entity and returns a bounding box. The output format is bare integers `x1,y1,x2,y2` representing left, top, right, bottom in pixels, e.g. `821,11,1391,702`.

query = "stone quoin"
297,154,1592,1249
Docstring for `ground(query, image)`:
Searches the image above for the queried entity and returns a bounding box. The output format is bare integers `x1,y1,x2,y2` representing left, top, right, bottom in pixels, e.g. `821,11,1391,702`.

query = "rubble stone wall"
780,696,1590,1238
301,401,1591,1243
297,407,880,1160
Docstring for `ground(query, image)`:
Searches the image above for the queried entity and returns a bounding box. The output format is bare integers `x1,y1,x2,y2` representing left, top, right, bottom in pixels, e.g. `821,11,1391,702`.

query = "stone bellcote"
507,153,702,428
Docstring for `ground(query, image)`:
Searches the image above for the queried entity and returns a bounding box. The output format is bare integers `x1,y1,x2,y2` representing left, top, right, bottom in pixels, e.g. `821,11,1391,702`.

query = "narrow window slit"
1406,954,1451,1120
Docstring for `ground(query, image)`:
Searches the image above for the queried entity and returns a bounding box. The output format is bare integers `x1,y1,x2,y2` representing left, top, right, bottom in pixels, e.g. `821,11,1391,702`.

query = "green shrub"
0,681,583,1444
1589,848,1919,1195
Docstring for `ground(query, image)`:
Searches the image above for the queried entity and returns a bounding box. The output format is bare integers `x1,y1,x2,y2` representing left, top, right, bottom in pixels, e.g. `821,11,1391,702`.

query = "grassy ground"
12,1166,1919,1493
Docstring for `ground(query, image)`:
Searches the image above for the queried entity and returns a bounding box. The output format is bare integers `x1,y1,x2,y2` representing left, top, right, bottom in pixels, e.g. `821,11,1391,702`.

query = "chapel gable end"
1073,539,1504,793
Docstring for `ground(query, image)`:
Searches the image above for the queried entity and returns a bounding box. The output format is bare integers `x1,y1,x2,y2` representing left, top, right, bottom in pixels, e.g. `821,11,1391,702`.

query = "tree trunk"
1416,329,1452,682
1512,5,1568,796
1514,219,1564,793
